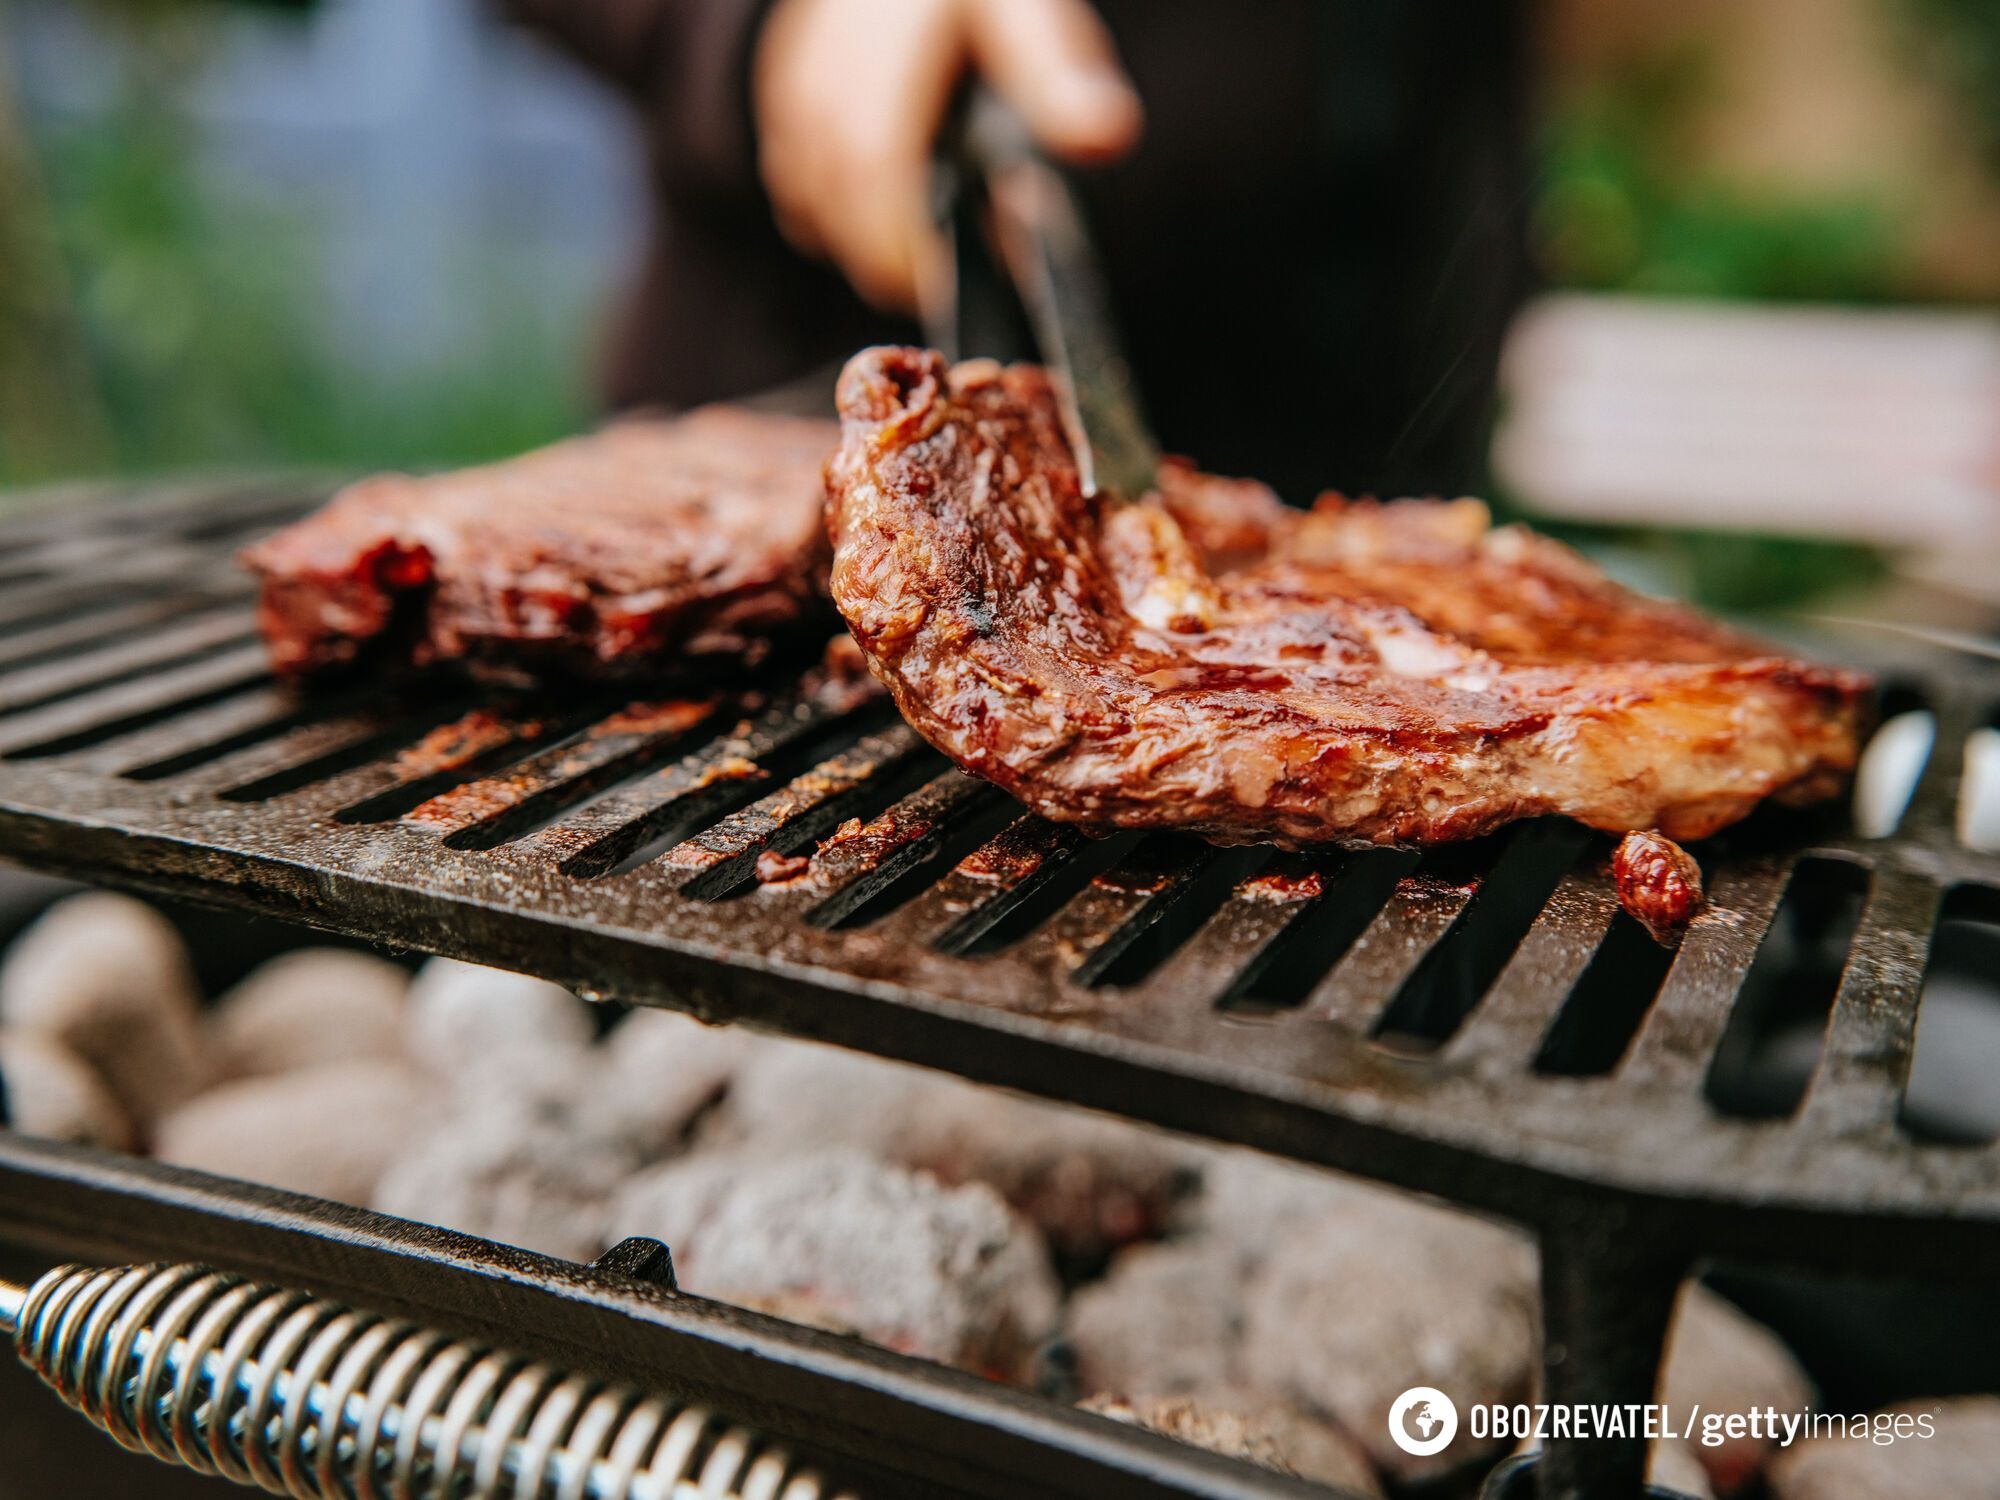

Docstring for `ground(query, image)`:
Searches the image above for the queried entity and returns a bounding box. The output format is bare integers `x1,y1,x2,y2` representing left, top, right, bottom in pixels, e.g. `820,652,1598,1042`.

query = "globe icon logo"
1389,1387,1459,1457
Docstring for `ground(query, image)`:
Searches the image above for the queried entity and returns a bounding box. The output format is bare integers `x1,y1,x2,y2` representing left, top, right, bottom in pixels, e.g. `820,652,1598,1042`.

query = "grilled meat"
826,348,1868,849
244,408,837,685
1615,830,1707,943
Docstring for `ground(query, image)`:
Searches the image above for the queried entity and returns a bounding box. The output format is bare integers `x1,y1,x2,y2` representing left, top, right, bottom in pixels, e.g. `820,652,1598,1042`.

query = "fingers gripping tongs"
930,89,1160,501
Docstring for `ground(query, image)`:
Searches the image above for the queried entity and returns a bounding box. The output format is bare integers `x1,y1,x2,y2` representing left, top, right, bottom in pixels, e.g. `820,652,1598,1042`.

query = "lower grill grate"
0,478,1995,1498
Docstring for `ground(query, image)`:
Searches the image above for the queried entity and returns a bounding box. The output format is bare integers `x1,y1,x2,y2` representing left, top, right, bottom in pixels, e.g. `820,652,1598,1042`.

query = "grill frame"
0,476,1995,1499
0,1132,1328,1500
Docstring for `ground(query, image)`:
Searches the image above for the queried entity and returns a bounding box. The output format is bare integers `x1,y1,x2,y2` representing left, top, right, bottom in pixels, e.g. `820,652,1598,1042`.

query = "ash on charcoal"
1768,1397,2000,1500
208,949,409,1079
1663,1284,1817,1496
1241,1192,1538,1483
1066,1238,1245,1398
1079,1394,1382,1497
0,892,207,1131
608,1146,1060,1376
155,1058,438,1205
373,1082,639,1261
1171,1147,1375,1268
0,1028,133,1149
576,1007,750,1157
404,958,593,1085
722,1037,1200,1264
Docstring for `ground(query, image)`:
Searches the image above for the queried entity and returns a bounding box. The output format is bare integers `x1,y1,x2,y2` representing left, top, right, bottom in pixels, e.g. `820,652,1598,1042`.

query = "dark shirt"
499,0,1530,500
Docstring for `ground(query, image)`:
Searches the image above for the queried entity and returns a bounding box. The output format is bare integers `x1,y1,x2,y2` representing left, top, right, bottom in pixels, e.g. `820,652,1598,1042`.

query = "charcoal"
208,949,409,1079
155,1059,437,1205
608,1146,1060,1377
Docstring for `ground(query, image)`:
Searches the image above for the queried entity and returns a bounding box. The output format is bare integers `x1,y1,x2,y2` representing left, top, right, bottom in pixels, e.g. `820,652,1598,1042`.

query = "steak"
244,407,837,685
826,348,1868,849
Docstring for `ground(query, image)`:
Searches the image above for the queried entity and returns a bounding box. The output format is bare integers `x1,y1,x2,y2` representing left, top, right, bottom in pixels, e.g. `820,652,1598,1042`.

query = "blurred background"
0,0,1995,611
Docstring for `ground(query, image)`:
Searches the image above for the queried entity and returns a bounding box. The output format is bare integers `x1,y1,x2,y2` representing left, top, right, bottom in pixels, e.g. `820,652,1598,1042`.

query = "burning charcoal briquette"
1066,1238,1246,1397
0,892,207,1131
1172,1146,1376,1268
404,958,593,1076
1078,1394,1382,1496
0,1028,133,1149
1768,1397,2000,1500
607,1146,1061,1377
208,949,410,1079
575,1007,749,1156
1240,1192,1538,1483
373,1083,638,1262
722,1037,1198,1260
1663,1285,1816,1495
154,1059,438,1205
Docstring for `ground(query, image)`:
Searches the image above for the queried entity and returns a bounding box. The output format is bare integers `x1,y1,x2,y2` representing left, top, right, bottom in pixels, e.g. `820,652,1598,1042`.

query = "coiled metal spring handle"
0,1262,859,1500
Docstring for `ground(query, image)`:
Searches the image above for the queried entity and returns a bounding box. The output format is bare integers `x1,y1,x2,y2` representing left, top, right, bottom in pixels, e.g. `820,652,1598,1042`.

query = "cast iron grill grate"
0,478,1995,1498
0,479,1993,1262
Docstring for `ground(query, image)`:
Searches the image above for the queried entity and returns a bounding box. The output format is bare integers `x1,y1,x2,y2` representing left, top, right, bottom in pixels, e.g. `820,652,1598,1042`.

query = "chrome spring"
11,1262,859,1500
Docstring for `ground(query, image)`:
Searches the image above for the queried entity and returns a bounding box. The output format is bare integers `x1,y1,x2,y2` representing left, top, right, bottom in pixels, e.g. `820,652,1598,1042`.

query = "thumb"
968,0,1142,165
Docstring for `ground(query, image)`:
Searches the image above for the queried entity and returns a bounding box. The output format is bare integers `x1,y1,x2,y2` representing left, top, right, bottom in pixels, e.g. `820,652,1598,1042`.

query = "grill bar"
1303,867,1478,1030
0,1134,1325,1500
1442,867,1621,1074
1617,855,1797,1093
1800,866,1947,1137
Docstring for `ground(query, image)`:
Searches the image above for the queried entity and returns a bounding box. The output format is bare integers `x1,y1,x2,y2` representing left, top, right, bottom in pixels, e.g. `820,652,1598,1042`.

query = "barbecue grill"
0,476,1994,1500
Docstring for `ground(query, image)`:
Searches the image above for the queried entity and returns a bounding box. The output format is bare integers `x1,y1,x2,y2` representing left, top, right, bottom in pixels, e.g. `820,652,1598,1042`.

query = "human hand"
754,0,1141,314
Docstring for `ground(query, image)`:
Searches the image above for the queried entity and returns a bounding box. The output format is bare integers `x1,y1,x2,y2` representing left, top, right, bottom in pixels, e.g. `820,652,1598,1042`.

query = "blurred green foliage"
38,103,588,476
0,11,591,490
1516,41,1930,610
1533,47,1904,304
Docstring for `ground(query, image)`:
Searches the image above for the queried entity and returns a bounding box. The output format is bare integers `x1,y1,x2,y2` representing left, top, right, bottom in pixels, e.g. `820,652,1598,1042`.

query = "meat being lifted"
244,408,836,685
826,348,1868,851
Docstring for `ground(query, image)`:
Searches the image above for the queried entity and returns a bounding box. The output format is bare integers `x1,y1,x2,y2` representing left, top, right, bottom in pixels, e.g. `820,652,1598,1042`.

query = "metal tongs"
930,89,1160,501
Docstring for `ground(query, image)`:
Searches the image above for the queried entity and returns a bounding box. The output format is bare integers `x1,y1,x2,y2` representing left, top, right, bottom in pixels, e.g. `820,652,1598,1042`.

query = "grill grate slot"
1962,714,2000,852
1800,866,1948,1135
1899,884,2000,1144
215,695,486,803
1704,858,1871,1122
535,697,898,878
923,820,1111,957
0,612,259,721
1121,852,1324,1020
672,727,941,899
117,686,391,783
0,645,272,759
413,698,727,849
0,594,248,676
1302,865,1480,1030
1619,854,1798,1093
1076,839,1266,989
1220,848,1413,1015
804,773,1018,929
1530,905,1678,1078
1370,820,1595,1055
1001,836,1210,988
1436,863,1620,1073
331,704,596,825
